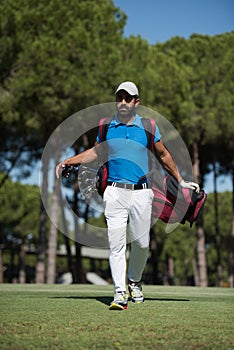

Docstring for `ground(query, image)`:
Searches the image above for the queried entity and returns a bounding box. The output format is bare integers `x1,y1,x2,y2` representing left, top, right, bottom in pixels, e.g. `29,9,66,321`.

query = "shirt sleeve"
96,129,100,143
154,125,161,143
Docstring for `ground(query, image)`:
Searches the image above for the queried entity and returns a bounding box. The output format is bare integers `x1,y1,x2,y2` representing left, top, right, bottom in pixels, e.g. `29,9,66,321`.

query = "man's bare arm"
154,140,200,192
56,144,99,179
154,140,183,183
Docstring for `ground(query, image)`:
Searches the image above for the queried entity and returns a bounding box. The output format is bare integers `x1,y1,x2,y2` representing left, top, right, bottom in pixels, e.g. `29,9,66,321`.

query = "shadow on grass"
50,296,190,306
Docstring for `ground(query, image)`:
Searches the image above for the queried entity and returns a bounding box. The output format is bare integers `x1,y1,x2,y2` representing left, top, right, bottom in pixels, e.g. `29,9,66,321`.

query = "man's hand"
55,148,98,179
180,179,200,193
56,162,73,179
56,162,63,179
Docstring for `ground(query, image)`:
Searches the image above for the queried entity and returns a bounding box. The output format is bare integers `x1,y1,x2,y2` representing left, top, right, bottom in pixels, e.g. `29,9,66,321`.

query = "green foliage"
0,0,127,157
157,33,234,147
204,192,232,239
160,225,196,285
203,191,232,284
0,173,40,241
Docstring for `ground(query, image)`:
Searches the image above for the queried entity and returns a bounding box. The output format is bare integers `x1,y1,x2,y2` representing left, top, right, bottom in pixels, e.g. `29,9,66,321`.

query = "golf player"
56,81,199,310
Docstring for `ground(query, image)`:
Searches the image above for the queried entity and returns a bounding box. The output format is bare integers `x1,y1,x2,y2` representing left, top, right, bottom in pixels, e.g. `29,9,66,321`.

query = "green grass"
0,284,233,350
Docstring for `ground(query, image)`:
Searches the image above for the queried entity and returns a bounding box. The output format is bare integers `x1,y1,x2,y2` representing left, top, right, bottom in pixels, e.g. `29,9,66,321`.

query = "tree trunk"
149,228,158,284
0,246,3,283
228,153,234,287
64,235,74,282
35,156,49,283
9,248,15,283
59,186,75,282
73,171,85,283
168,257,174,285
149,227,165,285
196,224,208,287
46,141,60,284
213,162,223,287
192,258,200,286
46,210,59,284
18,244,26,283
193,142,208,287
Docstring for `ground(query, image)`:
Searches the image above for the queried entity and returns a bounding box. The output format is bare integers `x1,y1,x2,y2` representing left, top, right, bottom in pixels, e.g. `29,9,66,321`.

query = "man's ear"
135,98,140,107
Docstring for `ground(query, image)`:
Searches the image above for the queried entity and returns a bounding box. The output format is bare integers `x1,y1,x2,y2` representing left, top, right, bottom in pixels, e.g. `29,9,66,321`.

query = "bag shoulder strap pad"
99,117,112,142
141,117,156,152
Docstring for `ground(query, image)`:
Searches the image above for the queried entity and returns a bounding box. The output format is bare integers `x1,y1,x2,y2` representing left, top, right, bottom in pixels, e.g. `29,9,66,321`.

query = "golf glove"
180,179,200,193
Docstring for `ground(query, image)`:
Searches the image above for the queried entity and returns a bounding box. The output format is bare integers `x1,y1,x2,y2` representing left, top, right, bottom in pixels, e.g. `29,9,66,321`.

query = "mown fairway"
0,284,233,350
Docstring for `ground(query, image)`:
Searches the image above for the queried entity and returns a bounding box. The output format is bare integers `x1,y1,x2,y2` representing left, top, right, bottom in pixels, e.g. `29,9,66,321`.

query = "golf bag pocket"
152,175,207,227
96,163,108,197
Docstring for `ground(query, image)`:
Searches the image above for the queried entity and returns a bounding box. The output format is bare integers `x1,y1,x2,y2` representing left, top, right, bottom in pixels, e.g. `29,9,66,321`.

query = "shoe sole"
109,302,128,310
129,296,144,304
131,299,144,304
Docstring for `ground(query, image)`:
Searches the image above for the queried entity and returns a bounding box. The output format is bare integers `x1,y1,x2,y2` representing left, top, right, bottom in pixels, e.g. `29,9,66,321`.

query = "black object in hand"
62,165,74,178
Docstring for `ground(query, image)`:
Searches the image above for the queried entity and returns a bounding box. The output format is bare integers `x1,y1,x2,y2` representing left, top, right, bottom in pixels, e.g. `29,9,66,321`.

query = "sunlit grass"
0,284,233,349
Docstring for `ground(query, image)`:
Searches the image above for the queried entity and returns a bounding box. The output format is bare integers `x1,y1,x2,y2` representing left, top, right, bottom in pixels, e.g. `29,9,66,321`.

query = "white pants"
103,186,154,293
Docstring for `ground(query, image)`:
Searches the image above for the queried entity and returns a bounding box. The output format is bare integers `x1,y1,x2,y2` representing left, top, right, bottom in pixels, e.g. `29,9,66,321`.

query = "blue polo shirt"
96,114,161,184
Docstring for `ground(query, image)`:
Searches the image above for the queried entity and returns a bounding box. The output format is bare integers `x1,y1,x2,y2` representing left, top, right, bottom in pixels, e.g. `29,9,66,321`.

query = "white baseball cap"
115,81,139,96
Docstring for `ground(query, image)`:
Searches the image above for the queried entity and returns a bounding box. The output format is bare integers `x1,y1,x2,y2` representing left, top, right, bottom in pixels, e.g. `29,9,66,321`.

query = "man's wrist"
178,177,183,184
64,159,72,167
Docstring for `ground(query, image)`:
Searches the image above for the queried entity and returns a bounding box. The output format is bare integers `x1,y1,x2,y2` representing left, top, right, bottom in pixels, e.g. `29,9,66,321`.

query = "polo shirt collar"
110,114,141,127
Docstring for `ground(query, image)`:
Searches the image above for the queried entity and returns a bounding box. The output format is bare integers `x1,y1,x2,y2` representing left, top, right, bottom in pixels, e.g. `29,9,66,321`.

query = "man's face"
116,91,139,118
